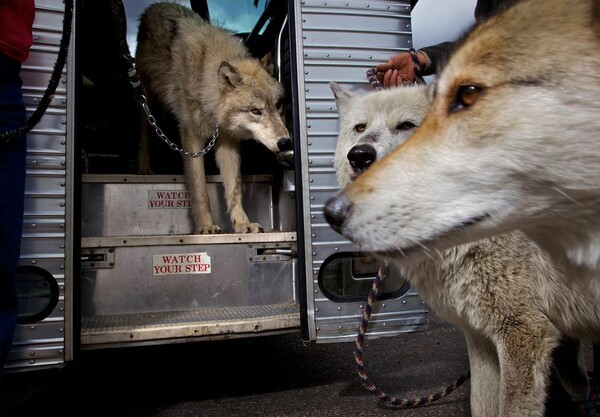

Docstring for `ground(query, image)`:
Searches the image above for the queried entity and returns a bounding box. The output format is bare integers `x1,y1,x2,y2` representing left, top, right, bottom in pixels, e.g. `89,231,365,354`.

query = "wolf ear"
329,81,356,110
259,52,276,76
219,62,243,91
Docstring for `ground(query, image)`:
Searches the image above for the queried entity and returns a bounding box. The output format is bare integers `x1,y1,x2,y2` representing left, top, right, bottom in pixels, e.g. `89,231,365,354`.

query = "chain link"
137,91,219,158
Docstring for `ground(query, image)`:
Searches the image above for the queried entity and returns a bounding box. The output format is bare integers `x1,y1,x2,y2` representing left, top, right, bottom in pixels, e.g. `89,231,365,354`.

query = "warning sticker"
148,190,191,209
152,253,212,276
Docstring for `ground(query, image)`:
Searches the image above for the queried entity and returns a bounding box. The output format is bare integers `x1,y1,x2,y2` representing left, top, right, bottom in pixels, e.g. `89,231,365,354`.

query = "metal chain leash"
137,93,219,158
111,0,218,158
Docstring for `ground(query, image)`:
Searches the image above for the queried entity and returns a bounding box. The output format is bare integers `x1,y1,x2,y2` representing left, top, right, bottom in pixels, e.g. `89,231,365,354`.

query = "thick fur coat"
136,2,290,234
330,81,597,417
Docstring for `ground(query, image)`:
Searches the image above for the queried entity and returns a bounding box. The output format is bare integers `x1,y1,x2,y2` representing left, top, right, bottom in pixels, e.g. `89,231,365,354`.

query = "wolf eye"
250,108,262,116
452,85,483,112
275,100,283,110
354,124,366,133
395,121,417,130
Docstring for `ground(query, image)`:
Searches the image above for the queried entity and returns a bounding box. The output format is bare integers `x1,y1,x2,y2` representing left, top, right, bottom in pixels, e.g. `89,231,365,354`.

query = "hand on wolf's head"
376,51,426,88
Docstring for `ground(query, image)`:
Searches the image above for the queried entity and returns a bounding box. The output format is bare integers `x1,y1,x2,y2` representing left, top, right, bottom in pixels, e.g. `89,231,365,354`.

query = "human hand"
375,50,425,88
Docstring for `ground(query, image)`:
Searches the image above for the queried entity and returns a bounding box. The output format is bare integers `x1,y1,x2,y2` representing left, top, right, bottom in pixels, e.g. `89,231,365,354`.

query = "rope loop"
354,262,470,408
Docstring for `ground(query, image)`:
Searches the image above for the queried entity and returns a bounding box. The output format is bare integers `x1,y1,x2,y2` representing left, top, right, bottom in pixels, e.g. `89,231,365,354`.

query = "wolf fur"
324,0,600,292
330,81,596,417
135,2,290,234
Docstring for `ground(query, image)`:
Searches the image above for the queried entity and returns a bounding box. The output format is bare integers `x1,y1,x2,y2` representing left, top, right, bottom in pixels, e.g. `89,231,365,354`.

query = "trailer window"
318,253,410,302
15,266,59,324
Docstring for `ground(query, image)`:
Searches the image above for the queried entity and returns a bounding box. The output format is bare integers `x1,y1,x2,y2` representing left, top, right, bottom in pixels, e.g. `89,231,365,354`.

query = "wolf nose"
348,144,376,170
324,193,352,233
277,137,293,152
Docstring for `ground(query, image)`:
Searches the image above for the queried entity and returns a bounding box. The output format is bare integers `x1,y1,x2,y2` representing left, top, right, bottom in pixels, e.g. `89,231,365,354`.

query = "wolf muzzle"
348,144,376,171
324,192,352,234
277,137,293,152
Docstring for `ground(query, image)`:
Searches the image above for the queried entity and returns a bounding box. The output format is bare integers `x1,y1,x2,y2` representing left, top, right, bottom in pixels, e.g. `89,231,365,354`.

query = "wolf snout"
277,137,293,152
324,192,352,234
348,144,376,171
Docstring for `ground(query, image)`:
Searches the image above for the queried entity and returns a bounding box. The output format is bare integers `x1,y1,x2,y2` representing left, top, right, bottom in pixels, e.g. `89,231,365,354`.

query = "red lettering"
154,264,182,274
187,263,210,273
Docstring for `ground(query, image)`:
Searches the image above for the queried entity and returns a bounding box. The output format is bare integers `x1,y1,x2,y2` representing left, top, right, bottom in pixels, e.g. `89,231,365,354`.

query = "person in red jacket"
0,0,35,412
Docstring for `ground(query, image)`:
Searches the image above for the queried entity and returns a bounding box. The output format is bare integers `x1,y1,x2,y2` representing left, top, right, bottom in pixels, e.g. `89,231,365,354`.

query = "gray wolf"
323,0,600,289
135,2,290,234
330,81,597,417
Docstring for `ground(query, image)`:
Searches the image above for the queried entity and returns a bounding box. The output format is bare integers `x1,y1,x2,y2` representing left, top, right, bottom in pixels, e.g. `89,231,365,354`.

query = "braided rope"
366,68,383,91
358,70,470,406
354,263,470,407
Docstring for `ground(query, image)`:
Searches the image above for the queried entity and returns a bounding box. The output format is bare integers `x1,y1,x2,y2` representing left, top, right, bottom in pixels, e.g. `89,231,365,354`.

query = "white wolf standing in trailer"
135,2,291,234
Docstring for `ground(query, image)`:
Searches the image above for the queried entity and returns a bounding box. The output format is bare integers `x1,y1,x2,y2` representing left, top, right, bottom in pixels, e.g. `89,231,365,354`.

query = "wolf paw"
235,222,265,234
195,225,222,235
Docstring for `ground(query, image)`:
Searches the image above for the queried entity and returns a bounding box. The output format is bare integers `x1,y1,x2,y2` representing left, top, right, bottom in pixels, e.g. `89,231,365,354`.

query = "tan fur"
331,82,596,417
325,0,600,295
135,2,290,234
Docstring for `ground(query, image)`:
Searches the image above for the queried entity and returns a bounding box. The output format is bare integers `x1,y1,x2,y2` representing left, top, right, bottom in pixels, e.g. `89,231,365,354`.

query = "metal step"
81,303,300,349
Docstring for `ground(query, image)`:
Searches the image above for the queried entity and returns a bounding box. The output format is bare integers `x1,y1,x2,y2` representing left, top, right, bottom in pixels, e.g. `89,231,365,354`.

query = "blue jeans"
0,53,27,393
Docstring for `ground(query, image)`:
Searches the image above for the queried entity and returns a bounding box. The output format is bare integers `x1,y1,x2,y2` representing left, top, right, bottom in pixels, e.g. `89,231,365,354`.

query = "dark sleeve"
418,41,456,76
417,0,519,76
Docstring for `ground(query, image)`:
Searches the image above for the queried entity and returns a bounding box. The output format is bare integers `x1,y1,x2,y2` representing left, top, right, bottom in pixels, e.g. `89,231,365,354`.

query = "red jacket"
0,0,35,63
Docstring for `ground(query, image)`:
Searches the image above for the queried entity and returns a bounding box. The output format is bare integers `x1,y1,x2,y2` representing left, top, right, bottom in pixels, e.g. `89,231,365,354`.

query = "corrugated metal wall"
293,0,429,342
7,0,74,371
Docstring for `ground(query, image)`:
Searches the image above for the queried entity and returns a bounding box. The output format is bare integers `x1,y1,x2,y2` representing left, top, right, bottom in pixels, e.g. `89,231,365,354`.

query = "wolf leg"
464,330,500,417
182,127,221,234
496,321,559,417
215,137,264,233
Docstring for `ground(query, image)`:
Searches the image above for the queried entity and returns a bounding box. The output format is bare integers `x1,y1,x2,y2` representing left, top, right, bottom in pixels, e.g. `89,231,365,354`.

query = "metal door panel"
291,0,429,343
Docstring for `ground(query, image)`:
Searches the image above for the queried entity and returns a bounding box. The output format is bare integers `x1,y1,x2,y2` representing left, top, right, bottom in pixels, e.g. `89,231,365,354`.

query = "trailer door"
288,0,429,343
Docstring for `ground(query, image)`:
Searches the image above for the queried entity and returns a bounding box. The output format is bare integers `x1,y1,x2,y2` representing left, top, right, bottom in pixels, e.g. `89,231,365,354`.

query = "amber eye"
250,108,262,116
395,121,417,131
354,123,366,133
452,85,483,112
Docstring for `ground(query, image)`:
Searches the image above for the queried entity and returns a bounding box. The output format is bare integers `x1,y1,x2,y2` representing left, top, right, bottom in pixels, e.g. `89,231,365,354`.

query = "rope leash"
354,263,470,407
357,67,470,407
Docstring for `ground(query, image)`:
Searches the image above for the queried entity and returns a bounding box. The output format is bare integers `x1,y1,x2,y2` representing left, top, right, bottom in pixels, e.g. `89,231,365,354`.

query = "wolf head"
324,0,600,265
217,60,291,153
330,82,428,188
